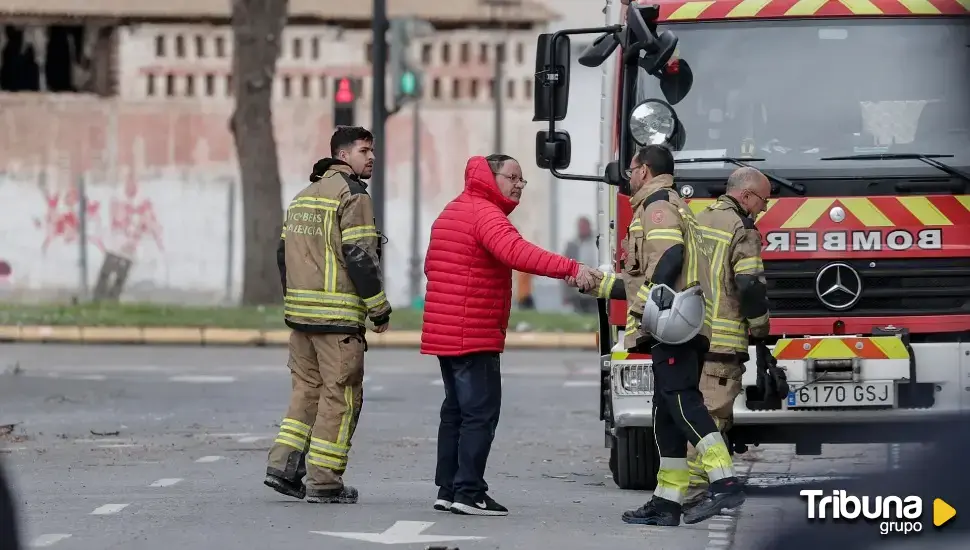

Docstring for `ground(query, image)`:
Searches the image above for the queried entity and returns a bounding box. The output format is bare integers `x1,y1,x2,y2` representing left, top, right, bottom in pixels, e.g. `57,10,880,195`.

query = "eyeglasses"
747,189,769,203
495,172,527,186
624,164,645,179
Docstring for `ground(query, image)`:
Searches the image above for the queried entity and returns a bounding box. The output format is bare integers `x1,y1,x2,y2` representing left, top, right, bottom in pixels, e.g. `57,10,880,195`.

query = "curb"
0,325,598,350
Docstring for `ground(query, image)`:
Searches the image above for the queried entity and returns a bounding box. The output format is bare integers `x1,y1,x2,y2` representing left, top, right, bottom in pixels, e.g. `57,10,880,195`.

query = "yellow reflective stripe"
306,454,346,470
337,386,355,447
726,0,773,18
897,196,952,226
363,290,388,310
840,198,893,227
785,0,828,16
285,290,364,308
699,226,732,245
712,318,745,334
281,417,311,434
310,437,350,455
293,196,340,210
341,224,379,241
897,0,941,14
645,228,684,243
274,434,307,452
667,0,715,20
629,221,644,233
635,282,654,302
734,256,763,275
839,0,883,15
597,273,616,299
284,304,365,323
781,198,834,229
324,211,338,290
625,313,640,338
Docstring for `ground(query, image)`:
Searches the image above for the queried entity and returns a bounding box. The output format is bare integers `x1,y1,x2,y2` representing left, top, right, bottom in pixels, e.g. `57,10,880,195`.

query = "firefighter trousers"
650,343,737,506
685,357,745,501
266,330,365,492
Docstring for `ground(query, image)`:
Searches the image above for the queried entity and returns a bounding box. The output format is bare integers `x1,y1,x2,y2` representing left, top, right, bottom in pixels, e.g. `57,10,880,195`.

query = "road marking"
30,534,72,547
204,432,252,438
149,478,182,487
369,385,385,392
563,380,598,387
312,520,485,544
708,530,729,538
430,379,444,386
196,455,224,463
168,375,236,383
237,436,267,443
91,503,129,515
706,522,730,531
74,438,128,444
97,444,138,449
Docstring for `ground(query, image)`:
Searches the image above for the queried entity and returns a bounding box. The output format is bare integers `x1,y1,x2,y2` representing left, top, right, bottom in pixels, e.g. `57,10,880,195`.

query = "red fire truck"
533,0,970,489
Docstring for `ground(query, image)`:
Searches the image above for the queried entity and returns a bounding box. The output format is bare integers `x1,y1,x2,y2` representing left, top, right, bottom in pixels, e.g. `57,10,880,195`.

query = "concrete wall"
0,23,556,307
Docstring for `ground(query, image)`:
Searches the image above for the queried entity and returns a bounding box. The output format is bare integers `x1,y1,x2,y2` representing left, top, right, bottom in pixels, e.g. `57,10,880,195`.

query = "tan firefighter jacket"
277,160,391,334
583,174,713,350
695,195,770,359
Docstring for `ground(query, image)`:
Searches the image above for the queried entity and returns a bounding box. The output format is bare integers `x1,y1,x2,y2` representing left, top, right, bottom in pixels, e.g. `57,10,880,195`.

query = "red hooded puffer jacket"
420,156,581,356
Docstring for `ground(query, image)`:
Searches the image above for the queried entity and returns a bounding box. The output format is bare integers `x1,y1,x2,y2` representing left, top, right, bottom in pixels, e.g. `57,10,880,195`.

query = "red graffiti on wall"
34,187,105,253
110,180,163,255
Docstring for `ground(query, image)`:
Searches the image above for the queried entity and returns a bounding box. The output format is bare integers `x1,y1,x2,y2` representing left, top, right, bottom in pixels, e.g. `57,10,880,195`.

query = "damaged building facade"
0,1,558,306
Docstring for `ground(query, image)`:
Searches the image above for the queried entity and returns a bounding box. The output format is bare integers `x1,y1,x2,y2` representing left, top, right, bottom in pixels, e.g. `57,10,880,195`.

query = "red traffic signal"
335,78,355,104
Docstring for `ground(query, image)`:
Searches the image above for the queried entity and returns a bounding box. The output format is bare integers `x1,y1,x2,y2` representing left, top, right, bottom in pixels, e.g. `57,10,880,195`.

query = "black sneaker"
434,488,453,512
263,474,305,500
682,481,746,525
621,497,681,526
306,485,359,504
450,494,508,516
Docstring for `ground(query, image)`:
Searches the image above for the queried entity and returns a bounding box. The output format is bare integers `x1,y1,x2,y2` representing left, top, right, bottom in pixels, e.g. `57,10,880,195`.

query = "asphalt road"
0,344,916,550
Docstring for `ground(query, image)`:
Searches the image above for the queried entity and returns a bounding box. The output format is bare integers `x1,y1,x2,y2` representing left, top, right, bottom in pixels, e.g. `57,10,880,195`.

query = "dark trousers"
434,352,502,501
651,342,720,460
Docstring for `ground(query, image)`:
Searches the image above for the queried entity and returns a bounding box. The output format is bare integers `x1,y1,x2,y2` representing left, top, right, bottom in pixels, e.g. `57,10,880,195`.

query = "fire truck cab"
533,0,970,490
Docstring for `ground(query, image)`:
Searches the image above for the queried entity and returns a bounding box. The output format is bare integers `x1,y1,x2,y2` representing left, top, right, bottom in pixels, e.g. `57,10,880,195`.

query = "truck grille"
765,258,970,317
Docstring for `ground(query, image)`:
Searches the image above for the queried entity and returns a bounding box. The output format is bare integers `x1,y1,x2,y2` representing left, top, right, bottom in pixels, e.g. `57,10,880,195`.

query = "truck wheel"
613,427,659,490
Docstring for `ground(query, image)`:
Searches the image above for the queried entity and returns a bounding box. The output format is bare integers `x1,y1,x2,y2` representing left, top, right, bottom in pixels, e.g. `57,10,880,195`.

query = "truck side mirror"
658,58,693,105
604,161,623,186
579,31,621,68
535,130,572,170
533,33,571,122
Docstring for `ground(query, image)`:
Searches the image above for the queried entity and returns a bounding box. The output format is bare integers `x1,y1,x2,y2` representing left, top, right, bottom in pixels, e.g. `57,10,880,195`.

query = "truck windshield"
635,18,970,174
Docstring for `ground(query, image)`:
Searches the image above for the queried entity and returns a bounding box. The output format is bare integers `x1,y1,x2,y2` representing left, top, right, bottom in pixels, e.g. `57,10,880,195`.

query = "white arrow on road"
311,521,485,545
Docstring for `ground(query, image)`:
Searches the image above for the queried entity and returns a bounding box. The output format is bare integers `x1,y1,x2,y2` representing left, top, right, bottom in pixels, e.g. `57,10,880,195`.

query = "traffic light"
333,77,358,127
389,18,432,113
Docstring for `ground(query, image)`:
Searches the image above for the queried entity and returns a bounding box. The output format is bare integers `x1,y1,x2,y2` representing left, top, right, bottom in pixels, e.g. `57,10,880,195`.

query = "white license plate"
787,382,895,408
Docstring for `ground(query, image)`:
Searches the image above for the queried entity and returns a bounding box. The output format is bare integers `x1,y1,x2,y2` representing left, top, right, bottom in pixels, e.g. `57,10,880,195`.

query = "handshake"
564,264,605,294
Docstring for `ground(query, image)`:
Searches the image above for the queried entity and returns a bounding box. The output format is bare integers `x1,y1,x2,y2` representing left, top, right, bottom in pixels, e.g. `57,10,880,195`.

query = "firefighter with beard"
577,145,746,526
683,167,772,510
264,126,390,504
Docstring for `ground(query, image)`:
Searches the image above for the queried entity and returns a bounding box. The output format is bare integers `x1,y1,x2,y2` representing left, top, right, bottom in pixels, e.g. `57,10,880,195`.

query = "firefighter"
579,145,745,526
684,167,772,510
264,126,391,504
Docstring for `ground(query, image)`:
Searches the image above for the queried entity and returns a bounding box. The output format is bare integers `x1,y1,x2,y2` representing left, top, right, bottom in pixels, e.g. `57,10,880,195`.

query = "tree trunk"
230,0,288,305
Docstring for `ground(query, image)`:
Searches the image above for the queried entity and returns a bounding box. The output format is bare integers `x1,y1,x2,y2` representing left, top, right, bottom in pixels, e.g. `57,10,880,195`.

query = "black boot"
264,473,306,500
621,497,681,526
682,477,745,524
306,485,359,504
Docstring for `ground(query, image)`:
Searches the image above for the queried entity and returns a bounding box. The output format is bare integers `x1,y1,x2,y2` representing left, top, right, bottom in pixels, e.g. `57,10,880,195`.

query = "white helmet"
641,282,707,345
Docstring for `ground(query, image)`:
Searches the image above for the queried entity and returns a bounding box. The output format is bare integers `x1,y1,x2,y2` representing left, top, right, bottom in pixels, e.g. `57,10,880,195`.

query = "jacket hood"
310,158,364,185
463,156,519,215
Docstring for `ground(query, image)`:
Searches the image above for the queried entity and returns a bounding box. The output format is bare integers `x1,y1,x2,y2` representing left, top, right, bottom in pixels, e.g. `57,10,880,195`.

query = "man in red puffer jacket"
421,154,599,517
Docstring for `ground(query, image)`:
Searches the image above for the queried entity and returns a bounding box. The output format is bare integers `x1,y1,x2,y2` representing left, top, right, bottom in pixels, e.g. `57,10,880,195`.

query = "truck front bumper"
609,339,970,433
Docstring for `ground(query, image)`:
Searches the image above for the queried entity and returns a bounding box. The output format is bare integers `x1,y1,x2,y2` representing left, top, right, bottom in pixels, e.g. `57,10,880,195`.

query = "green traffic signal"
400,71,416,96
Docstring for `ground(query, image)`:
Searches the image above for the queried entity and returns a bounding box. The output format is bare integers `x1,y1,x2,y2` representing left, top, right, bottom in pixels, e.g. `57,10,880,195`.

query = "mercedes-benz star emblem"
829,206,845,223
815,262,863,311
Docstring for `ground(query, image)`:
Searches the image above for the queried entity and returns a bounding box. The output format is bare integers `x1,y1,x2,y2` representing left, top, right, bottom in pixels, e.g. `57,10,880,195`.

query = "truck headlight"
615,362,654,395
629,99,676,146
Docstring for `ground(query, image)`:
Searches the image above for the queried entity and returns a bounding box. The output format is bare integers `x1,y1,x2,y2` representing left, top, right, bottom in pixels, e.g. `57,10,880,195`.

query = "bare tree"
230,0,288,305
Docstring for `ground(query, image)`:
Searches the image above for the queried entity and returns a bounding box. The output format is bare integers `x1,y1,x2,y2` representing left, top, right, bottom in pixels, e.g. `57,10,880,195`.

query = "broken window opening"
0,24,114,95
